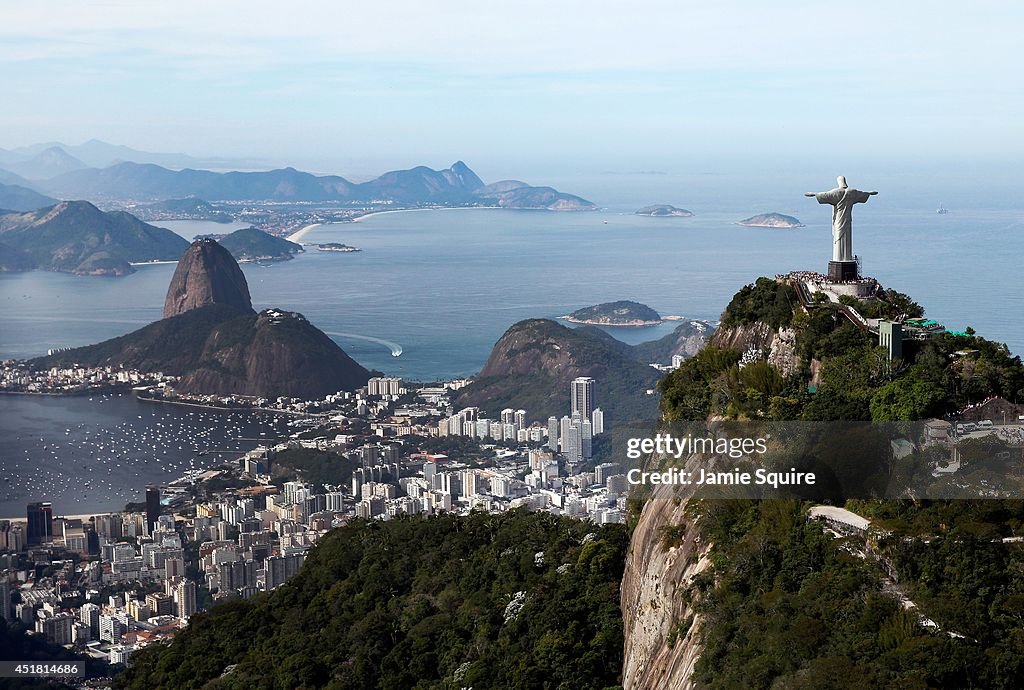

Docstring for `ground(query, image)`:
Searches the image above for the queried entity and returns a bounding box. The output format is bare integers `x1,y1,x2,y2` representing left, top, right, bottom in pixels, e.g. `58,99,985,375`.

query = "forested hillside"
650,277,1024,689
115,511,626,690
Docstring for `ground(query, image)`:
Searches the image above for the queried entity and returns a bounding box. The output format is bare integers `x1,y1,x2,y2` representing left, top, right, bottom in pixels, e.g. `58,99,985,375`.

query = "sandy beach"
285,222,322,242
2,513,111,522
352,205,502,223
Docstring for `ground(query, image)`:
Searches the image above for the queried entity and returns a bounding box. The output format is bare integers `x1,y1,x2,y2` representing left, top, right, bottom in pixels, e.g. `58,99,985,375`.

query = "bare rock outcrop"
163,238,253,318
622,487,711,690
709,321,799,376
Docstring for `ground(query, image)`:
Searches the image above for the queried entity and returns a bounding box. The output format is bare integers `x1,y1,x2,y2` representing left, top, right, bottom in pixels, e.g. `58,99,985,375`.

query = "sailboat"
936,203,949,215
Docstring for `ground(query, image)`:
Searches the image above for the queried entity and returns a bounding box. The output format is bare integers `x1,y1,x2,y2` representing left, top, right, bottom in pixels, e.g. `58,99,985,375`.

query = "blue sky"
1,1,1021,176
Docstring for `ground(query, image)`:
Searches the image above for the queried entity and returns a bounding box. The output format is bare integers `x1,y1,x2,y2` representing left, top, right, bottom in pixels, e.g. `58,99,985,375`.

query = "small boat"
936,203,949,215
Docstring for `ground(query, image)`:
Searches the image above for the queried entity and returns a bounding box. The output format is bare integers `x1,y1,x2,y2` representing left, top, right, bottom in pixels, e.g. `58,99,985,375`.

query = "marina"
0,392,288,518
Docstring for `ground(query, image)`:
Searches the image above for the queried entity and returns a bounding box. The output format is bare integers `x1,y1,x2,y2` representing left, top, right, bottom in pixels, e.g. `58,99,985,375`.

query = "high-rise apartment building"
145,486,161,536
571,377,595,419
26,502,53,545
547,416,560,451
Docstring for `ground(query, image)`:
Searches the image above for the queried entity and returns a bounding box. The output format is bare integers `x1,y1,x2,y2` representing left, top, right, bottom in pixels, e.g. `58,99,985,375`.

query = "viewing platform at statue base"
827,260,859,281
784,271,880,301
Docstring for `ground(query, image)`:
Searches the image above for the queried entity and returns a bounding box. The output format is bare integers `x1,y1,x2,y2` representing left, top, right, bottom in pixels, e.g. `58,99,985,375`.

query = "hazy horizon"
2,1,1021,179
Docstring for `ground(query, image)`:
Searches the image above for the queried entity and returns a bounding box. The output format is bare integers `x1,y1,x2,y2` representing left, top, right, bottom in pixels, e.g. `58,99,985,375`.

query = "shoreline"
0,387,134,397
285,222,322,242
560,316,664,328
734,221,804,229
352,205,505,223
559,313,688,328
0,512,116,523
292,205,581,238
137,393,324,417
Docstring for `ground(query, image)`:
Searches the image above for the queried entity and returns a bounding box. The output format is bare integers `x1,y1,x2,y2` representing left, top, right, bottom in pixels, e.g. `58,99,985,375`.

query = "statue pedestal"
828,260,858,281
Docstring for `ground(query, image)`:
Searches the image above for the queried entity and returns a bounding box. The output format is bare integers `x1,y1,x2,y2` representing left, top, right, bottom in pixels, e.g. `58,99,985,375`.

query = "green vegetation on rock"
114,510,626,690
690,500,1010,689
455,318,661,424
720,277,797,329
658,277,1024,689
216,227,302,261
567,300,662,325
36,304,370,399
268,447,359,489
662,277,1024,423
0,200,189,275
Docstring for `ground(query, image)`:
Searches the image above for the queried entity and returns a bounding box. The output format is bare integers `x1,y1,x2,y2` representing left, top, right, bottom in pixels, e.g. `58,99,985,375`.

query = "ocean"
0,166,1021,515
2,169,1022,378
0,393,290,518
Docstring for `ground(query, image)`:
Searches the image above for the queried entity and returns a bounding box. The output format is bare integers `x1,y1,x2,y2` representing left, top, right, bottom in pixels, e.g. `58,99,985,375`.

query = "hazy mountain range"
0,182,57,212
0,139,237,173
0,141,596,209
36,160,594,208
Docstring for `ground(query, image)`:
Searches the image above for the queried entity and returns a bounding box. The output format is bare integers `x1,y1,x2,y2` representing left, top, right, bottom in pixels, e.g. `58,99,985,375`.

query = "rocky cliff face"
622,491,710,690
163,239,253,318
631,321,714,364
622,315,799,689
709,321,799,375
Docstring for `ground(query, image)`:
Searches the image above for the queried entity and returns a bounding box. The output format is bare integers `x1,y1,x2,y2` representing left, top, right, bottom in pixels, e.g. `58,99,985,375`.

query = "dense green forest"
658,277,1024,688
268,448,359,489
114,510,626,690
660,278,1024,422
689,500,1024,689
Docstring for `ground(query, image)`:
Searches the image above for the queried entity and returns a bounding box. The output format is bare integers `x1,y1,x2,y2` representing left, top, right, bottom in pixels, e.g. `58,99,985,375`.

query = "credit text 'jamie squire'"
627,467,816,489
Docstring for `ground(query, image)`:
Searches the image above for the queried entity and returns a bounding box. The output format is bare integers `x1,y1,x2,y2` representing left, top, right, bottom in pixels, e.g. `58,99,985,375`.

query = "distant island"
635,205,693,217
562,300,663,326
736,212,804,228
472,181,597,211
317,243,360,253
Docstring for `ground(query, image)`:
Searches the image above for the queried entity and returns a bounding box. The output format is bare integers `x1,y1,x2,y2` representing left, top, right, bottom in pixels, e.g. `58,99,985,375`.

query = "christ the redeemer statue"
805,175,877,263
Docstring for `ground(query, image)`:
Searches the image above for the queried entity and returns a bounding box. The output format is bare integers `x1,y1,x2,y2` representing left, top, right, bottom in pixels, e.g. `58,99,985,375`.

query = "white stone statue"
805,176,877,262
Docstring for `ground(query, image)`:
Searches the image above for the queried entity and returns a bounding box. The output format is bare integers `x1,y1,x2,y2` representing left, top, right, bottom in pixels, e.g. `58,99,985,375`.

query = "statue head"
837,175,848,189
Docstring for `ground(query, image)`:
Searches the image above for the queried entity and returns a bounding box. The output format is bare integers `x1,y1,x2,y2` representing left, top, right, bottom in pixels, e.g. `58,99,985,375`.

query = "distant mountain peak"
31,199,107,225
446,160,484,190
6,146,89,180
163,239,253,318
38,145,81,159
